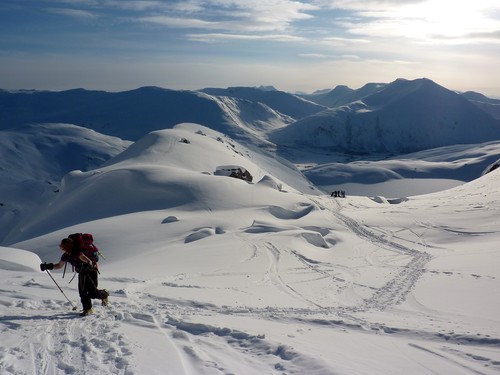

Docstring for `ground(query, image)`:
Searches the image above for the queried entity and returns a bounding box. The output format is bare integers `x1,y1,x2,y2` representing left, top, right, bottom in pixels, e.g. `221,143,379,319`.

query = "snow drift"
2,124,316,245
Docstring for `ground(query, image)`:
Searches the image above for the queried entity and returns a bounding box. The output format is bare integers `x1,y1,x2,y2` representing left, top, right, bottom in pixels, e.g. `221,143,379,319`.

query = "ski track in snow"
1,299,133,375
262,241,325,309
323,197,432,311
123,195,498,373
2,195,500,374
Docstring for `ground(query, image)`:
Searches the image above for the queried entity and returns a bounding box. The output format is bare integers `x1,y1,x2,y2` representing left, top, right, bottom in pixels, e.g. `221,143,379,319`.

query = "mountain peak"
255,85,278,91
271,78,500,154
363,77,449,108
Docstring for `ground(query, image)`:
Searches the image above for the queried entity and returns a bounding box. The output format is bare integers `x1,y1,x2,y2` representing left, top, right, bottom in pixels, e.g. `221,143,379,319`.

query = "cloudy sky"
1,0,499,95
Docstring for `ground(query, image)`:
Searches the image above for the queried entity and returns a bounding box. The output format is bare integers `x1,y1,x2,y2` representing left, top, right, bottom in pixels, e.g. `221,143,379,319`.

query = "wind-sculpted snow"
2,125,316,245
268,204,316,220
1,127,500,373
0,246,41,272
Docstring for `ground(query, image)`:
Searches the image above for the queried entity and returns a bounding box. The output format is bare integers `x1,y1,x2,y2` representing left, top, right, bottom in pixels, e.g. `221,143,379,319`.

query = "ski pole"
46,270,77,311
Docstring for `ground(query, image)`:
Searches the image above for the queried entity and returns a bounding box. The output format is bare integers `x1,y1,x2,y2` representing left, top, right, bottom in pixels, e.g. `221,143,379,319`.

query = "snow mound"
268,204,315,220
0,123,131,244
3,125,305,245
300,232,329,248
162,216,179,224
257,175,283,191
371,196,390,204
0,246,41,272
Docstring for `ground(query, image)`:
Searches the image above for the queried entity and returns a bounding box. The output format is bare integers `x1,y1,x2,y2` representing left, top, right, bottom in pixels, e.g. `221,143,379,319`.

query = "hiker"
40,237,108,316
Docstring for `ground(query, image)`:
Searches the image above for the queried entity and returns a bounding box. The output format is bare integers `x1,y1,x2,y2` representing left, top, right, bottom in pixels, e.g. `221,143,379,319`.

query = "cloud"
134,0,317,33
326,0,500,45
298,53,363,61
49,0,100,5
39,0,500,46
46,7,99,20
320,36,370,46
187,33,307,43
467,30,500,43
101,1,165,11
298,53,329,59
320,0,426,10
139,15,220,29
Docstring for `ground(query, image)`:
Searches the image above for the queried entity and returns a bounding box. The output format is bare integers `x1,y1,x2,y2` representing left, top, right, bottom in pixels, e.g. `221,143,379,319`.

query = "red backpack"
68,233,101,266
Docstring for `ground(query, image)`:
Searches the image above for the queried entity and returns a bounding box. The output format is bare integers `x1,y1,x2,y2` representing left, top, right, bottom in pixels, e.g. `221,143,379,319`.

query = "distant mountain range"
0,87,293,145
298,83,387,108
270,78,500,154
200,86,326,119
298,82,500,121
461,91,500,120
1,77,500,243
1,78,499,154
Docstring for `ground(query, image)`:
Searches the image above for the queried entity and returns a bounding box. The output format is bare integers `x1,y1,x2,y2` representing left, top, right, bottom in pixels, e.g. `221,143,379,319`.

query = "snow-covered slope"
304,141,500,196
201,86,327,119
271,78,500,154
1,80,500,374
299,82,386,108
0,123,130,184
461,91,500,120
1,155,499,374
0,123,131,243
2,124,318,246
0,87,292,143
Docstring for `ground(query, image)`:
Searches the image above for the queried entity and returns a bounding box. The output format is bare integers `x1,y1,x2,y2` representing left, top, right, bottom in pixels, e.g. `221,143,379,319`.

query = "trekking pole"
46,270,78,311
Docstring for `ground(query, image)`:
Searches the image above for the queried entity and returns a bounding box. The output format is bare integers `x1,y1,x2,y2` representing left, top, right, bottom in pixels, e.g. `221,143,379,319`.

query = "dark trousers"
78,268,100,310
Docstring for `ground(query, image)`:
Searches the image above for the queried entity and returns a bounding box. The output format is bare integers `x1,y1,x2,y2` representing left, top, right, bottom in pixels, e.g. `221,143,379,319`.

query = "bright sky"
1,0,499,95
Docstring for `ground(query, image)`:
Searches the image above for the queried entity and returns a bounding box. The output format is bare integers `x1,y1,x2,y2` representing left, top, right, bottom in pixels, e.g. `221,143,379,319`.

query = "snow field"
1,124,499,374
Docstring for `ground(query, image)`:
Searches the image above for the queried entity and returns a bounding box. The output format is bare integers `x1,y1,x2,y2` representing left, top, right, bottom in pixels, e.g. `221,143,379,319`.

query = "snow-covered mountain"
270,78,500,154
1,119,499,373
3,79,499,156
303,141,500,197
1,72,500,373
0,123,131,243
200,86,326,119
0,87,292,144
2,78,500,245
461,91,500,119
298,82,387,108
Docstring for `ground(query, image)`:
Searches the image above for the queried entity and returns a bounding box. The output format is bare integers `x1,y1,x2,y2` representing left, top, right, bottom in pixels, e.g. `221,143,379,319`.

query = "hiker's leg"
79,272,92,310
90,269,98,289
83,268,108,302
87,269,101,299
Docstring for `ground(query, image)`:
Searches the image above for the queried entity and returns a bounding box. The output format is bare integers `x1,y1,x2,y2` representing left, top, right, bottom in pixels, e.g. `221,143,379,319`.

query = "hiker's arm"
52,259,66,270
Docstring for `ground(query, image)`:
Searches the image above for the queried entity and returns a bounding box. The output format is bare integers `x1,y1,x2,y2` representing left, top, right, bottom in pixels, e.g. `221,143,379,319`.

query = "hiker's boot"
80,308,94,316
100,289,109,306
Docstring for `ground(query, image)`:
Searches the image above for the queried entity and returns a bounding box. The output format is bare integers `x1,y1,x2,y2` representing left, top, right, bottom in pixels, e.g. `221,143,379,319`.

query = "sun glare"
390,0,498,43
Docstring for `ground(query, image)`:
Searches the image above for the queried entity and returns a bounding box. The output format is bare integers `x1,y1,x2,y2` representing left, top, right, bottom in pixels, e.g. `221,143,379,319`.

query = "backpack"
68,233,101,266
